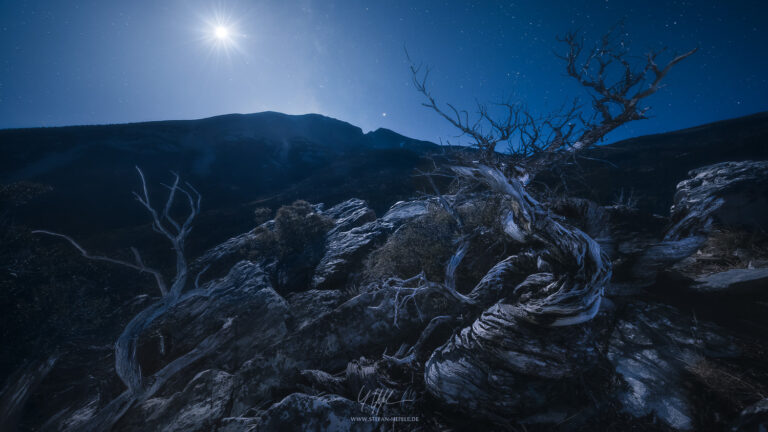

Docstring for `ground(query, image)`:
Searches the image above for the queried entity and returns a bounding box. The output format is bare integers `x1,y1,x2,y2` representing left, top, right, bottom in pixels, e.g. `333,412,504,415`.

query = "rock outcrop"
7,160,768,432
607,302,739,430
629,161,768,291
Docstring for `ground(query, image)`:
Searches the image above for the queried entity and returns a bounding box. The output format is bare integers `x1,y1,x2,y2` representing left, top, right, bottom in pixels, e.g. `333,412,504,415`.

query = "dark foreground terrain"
1,112,768,431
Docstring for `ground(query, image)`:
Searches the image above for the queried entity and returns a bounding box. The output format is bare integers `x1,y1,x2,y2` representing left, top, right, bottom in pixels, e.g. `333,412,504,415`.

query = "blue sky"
1,0,766,145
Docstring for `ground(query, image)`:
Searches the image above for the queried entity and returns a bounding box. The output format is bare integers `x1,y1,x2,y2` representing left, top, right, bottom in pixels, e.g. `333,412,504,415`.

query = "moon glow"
214,26,230,41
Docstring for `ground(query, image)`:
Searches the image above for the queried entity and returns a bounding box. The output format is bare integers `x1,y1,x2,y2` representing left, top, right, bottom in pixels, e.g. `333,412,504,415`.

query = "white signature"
357,386,415,416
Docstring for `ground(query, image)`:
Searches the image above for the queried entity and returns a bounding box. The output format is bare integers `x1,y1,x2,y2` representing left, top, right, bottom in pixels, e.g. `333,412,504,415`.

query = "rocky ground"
1,113,768,431
3,156,767,431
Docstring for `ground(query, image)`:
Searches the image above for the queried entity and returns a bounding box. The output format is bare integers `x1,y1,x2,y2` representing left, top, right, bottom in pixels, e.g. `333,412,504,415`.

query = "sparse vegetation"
246,200,335,263
274,200,333,258
456,195,503,231
0,181,52,207
365,205,458,282
243,200,336,292
682,228,768,274
253,207,272,226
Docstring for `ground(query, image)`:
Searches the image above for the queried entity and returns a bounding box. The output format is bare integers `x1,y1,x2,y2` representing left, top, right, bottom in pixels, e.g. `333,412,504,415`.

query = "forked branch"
33,167,201,299
556,24,697,150
409,25,696,165
31,230,168,296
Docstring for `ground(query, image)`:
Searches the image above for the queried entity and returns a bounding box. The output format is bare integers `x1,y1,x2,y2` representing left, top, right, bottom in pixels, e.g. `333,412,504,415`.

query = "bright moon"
214,26,230,40
199,8,244,57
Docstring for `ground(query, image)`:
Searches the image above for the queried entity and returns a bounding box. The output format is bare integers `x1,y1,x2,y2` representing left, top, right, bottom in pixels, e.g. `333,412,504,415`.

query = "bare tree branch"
32,230,168,296
32,167,203,415
131,166,200,298
556,25,697,152
409,25,695,172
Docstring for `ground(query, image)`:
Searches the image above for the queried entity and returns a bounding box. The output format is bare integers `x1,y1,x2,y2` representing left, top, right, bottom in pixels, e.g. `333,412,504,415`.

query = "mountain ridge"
2,110,767,237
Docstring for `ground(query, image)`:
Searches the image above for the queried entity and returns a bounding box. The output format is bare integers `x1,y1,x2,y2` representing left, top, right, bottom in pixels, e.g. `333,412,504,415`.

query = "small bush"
244,227,278,261
365,206,458,282
683,228,768,274
253,207,273,225
245,200,335,292
457,195,503,232
274,200,334,258
245,200,333,262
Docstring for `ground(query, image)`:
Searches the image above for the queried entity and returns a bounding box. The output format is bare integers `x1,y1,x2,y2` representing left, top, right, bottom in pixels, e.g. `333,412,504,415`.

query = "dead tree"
400,25,695,330
373,27,695,410
410,24,696,172
33,168,218,432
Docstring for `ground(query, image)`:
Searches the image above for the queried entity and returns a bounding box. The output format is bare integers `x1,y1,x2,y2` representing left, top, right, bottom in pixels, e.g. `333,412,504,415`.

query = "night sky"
1,0,766,145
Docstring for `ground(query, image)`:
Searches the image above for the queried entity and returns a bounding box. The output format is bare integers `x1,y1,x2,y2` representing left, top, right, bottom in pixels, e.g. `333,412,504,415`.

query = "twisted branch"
409,25,695,169
33,168,211,432
31,230,168,296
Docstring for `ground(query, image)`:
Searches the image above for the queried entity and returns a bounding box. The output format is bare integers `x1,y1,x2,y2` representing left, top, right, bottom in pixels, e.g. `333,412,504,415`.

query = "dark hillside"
544,111,768,213
0,112,437,245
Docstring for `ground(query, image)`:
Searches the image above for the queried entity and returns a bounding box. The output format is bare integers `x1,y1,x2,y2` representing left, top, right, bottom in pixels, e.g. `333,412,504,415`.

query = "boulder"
629,160,768,287
115,369,234,432
311,221,393,290
667,160,768,240
193,229,264,269
607,302,739,430
286,289,348,330
322,198,377,236
137,261,289,380
379,200,429,225
218,416,259,432
228,280,461,417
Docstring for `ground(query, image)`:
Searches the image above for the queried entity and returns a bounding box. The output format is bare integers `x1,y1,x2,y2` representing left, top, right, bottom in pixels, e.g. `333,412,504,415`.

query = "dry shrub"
253,207,273,225
454,196,516,291
244,226,278,261
456,194,503,232
274,200,333,258
685,228,768,275
246,200,333,261
364,196,510,290
244,200,335,292
365,205,458,282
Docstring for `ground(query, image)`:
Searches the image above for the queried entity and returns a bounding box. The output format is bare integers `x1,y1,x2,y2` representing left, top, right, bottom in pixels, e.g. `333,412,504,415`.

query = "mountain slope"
0,112,437,240
2,110,767,241
554,111,768,213
2,111,768,431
